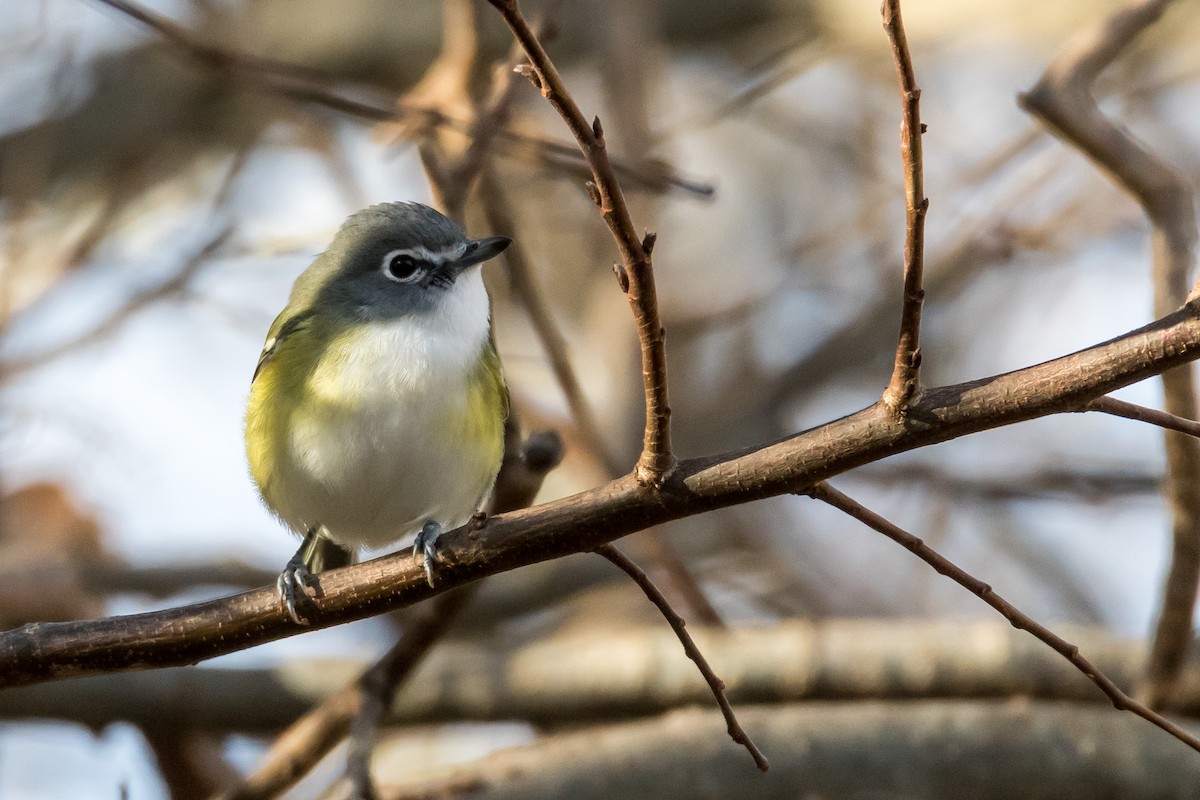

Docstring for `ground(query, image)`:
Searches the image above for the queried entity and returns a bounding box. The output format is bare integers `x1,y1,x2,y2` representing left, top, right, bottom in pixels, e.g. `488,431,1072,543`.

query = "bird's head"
309,202,511,321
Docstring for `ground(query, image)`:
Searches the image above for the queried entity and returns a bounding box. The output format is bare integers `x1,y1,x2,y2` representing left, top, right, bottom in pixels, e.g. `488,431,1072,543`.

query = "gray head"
303,202,511,321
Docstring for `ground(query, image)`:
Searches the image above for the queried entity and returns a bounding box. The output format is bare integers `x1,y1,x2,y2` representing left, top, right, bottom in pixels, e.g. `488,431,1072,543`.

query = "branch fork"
487,0,676,485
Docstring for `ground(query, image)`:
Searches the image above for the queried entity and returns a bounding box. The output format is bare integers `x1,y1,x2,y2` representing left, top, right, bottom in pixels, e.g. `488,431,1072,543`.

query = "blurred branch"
807,481,1200,756
84,558,278,598
88,0,712,198
594,544,766,771
222,429,563,800
649,38,829,146
879,0,929,416
0,225,233,378
222,591,476,800
381,701,1200,800
481,171,612,473
410,0,488,221
6,302,1200,684
10,620,1200,730
855,461,1160,503
487,0,676,485
145,730,239,800
768,166,1079,412
1021,0,1200,711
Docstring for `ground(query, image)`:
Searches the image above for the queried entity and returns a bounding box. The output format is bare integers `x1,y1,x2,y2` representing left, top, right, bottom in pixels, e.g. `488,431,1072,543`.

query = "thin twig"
1021,0,1200,709
1088,396,1200,439
487,0,675,485
806,481,1200,757
880,0,929,415
479,169,723,626
593,543,768,772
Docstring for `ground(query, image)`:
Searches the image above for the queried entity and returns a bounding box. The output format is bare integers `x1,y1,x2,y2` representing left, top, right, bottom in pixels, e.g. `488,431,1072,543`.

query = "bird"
245,202,511,624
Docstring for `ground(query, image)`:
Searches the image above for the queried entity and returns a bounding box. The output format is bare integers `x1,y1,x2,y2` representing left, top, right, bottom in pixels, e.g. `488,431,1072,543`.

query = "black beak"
455,235,512,270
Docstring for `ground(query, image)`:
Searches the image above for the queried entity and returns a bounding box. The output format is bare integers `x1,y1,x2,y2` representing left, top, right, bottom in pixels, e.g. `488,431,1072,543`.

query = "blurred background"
3,0,1200,797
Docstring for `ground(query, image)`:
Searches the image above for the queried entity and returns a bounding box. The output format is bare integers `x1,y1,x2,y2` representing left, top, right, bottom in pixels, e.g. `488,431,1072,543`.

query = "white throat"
308,268,491,401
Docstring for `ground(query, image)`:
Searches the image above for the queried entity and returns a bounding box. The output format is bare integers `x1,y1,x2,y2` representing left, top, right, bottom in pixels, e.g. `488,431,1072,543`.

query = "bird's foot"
276,555,318,626
413,520,445,588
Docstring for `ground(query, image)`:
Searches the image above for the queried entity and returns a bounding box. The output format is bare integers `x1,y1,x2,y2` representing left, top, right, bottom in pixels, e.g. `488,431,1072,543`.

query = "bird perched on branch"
245,202,511,624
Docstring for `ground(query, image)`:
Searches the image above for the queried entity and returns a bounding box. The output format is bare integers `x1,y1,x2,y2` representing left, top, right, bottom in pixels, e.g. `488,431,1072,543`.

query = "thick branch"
880,0,929,415
1021,0,1200,709
809,482,1200,756
13,621,1200,730
487,0,675,484
380,702,1200,800
4,305,1200,685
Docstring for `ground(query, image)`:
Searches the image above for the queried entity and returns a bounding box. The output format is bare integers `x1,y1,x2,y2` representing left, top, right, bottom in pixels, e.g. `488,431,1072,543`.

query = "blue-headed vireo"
245,202,511,624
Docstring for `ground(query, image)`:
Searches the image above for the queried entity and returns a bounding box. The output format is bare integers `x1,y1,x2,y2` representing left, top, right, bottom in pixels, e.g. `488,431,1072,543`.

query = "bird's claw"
413,521,444,588
276,560,318,625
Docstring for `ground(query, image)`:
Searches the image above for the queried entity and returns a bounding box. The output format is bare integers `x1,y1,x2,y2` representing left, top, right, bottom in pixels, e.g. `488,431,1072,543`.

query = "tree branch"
1021,0,1200,710
480,169,723,626
807,481,1200,756
1088,395,1200,439
381,701,1200,800
880,0,929,415
594,544,767,771
4,303,1200,685
14,621,1200,730
486,0,675,484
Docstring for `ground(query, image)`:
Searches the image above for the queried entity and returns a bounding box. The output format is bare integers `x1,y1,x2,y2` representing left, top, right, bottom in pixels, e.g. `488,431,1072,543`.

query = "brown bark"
4,302,1200,685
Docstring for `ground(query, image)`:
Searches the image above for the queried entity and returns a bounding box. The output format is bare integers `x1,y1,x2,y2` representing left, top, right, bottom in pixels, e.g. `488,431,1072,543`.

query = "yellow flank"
245,317,507,531
466,339,508,472
245,320,325,514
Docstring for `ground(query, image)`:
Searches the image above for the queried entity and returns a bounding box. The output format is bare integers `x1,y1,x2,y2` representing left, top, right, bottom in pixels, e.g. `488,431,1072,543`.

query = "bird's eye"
382,251,423,283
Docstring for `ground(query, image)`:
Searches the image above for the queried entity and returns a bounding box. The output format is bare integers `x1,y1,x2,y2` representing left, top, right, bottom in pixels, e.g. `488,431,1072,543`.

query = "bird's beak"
454,235,512,271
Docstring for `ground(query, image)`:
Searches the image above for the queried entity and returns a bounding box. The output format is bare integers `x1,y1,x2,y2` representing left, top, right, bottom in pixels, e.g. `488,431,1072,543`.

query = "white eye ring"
381,249,425,283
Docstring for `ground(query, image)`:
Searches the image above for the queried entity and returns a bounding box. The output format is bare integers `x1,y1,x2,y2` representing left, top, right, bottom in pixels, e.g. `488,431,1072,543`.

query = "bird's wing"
252,309,316,384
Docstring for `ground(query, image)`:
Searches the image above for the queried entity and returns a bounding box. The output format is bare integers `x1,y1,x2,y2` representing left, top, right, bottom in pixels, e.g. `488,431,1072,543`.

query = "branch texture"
4,304,1200,685
880,0,929,414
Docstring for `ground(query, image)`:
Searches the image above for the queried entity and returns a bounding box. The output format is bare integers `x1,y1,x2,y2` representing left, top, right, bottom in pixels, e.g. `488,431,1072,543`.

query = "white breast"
272,270,499,550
